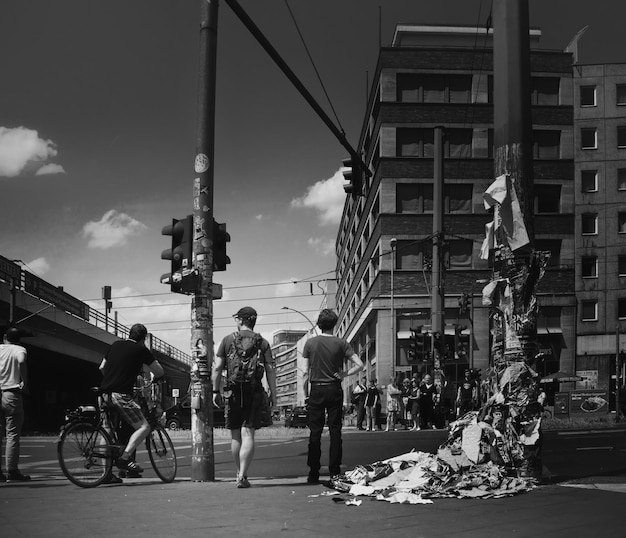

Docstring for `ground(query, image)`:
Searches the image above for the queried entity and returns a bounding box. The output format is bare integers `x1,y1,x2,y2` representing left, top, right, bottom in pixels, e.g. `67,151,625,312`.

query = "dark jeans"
307,383,343,477
356,399,366,429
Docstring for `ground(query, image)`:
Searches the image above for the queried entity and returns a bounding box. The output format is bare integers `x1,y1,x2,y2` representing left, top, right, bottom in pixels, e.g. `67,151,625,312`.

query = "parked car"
284,406,309,428
164,397,225,430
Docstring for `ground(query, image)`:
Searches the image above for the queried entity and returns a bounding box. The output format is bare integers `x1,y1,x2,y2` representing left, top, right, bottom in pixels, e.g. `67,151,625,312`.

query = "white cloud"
25,257,50,276
291,169,346,226
255,214,264,221
35,163,66,176
0,126,60,177
307,237,336,257
82,209,148,249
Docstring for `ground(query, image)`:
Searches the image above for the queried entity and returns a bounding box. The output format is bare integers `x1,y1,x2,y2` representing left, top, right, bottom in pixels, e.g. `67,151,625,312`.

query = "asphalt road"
15,426,626,484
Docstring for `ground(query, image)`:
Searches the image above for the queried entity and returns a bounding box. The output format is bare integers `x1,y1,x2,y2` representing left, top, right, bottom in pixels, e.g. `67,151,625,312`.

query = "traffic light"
408,327,424,362
455,325,469,361
213,219,230,272
459,293,471,315
341,156,363,197
161,215,193,293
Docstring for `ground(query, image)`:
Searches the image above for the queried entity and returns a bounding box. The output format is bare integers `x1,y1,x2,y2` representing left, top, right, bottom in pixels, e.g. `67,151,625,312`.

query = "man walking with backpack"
302,309,363,484
212,307,276,488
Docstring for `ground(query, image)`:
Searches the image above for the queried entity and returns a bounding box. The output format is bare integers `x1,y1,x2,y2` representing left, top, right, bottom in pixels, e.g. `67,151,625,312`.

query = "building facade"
271,329,307,413
334,24,577,409
573,63,626,398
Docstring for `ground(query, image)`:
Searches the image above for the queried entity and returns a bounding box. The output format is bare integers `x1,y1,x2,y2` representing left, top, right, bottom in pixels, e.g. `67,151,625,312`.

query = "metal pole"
281,306,316,332
617,324,621,421
390,238,397,381
432,126,445,386
190,0,218,481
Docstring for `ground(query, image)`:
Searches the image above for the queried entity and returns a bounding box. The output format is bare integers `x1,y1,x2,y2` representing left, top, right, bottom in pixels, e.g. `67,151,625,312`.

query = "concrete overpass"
0,255,191,433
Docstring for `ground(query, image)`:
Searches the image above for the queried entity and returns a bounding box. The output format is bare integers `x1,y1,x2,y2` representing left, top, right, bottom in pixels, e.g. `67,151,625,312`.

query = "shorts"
104,392,146,430
225,385,263,430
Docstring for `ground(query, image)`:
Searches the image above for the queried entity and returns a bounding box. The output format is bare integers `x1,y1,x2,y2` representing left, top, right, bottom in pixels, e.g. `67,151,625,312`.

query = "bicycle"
57,383,177,488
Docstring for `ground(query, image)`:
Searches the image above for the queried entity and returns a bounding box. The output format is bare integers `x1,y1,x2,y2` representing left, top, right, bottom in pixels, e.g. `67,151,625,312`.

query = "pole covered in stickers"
189,0,219,482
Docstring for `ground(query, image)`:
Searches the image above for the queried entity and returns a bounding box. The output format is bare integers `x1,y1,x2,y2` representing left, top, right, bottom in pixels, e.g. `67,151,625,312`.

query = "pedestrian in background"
0,327,30,482
400,378,412,430
385,377,402,431
364,379,380,431
374,378,383,430
419,374,437,429
408,377,421,431
302,309,364,484
353,377,367,430
213,307,277,489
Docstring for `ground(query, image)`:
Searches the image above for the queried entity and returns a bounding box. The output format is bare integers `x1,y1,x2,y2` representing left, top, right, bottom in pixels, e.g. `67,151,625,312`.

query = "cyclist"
99,323,164,478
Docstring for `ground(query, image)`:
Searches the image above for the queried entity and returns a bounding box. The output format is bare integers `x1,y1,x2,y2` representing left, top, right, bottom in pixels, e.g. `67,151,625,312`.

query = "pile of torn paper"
330,412,537,503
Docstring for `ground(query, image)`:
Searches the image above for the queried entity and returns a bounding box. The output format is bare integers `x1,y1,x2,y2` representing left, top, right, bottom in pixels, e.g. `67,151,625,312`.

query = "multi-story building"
334,24,577,406
271,329,307,413
573,63,626,396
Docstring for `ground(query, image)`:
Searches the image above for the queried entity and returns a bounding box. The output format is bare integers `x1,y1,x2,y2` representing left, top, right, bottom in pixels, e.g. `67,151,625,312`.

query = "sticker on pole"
194,153,210,173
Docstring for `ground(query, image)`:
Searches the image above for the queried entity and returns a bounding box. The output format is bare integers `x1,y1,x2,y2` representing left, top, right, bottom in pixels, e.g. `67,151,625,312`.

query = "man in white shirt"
0,327,30,482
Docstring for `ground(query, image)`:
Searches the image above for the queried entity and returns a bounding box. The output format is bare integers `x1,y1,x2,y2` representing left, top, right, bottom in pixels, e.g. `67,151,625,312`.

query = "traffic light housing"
161,215,193,293
454,324,469,361
342,156,363,197
213,219,230,272
408,327,424,362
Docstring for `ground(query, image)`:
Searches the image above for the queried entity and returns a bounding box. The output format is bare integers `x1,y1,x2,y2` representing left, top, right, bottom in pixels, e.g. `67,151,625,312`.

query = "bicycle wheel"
146,426,177,482
58,422,113,488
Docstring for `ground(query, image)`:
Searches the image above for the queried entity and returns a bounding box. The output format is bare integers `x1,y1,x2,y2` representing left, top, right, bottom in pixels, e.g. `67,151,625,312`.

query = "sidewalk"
2,471,626,537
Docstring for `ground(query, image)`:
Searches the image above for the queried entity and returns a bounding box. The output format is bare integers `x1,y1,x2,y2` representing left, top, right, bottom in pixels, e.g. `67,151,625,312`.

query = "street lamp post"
281,306,316,333
390,238,397,382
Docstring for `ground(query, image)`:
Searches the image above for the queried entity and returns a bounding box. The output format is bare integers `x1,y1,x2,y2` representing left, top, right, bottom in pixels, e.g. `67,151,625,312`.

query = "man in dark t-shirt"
100,323,164,476
302,309,363,484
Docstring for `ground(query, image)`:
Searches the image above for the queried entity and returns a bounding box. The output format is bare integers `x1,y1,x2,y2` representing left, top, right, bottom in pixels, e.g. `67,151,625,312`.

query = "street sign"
172,389,180,398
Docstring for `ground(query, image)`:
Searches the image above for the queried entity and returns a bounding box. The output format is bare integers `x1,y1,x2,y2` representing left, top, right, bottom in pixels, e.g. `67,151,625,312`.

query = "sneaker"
7,470,31,482
102,473,123,484
116,458,143,474
236,475,250,489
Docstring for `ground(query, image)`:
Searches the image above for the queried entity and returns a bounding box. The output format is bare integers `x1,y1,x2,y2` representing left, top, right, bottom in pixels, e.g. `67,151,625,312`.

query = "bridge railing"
88,307,192,367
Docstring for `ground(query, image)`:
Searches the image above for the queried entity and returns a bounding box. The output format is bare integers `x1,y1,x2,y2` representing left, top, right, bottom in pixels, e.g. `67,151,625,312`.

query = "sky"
1,0,625,354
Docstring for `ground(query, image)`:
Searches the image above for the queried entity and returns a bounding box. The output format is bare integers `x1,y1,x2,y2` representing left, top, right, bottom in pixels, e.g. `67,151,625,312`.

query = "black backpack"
225,332,265,388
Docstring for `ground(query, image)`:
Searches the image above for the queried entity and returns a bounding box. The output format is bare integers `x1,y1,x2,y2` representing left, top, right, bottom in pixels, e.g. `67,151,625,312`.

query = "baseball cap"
233,306,257,319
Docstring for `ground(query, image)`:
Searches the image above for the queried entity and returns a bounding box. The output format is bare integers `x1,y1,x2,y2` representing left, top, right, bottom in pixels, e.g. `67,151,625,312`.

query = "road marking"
562,483,626,493
576,446,613,451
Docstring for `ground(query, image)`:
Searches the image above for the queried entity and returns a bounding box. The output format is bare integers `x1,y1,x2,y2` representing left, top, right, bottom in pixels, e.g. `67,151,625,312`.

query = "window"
581,301,598,321
445,129,472,158
619,299,626,320
534,185,561,213
397,128,434,157
581,256,598,278
581,213,598,235
396,240,432,270
581,170,598,193
619,255,626,276
618,126,626,148
580,85,596,107
581,128,597,150
531,77,560,105
396,73,472,103
535,239,561,267
446,240,473,269
396,183,433,214
619,212,626,233
617,84,626,106
445,184,473,213
619,169,626,191
533,130,561,159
